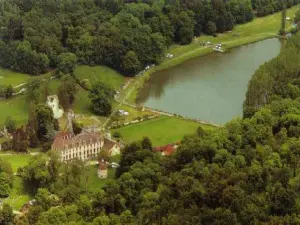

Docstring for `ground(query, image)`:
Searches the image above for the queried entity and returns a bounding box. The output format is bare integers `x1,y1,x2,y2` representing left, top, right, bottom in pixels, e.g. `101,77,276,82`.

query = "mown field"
0,65,125,126
128,6,299,103
112,116,217,146
0,154,33,172
0,68,34,87
74,65,124,90
0,96,29,127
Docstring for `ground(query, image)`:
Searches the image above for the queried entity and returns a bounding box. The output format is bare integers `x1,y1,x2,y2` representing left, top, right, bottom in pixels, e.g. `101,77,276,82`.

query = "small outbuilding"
97,159,108,179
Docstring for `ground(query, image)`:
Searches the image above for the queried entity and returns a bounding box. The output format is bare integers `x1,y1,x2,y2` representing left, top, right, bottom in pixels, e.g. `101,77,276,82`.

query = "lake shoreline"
128,33,279,104
128,5,298,104
135,38,281,124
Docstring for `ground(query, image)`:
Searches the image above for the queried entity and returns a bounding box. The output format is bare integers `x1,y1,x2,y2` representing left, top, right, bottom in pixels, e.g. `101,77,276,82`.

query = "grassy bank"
112,116,216,146
0,65,125,126
128,6,299,103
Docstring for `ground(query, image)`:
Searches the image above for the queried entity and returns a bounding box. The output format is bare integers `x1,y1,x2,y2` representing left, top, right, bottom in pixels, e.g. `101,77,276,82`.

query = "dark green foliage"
0,159,13,199
253,0,300,17
244,32,300,117
279,4,287,35
21,153,60,194
0,203,14,225
4,116,16,133
12,126,28,153
141,136,152,150
0,0,260,75
0,173,11,198
0,40,49,75
56,53,77,76
34,104,57,142
58,75,77,110
121,51,142,76
14,96,300,224
206,21,217,35
89,82,115,116
72,120,82,135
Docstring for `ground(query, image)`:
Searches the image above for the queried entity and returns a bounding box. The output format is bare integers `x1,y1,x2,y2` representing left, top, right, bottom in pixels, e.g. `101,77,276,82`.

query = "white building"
52,131,103,161
52,131,121,162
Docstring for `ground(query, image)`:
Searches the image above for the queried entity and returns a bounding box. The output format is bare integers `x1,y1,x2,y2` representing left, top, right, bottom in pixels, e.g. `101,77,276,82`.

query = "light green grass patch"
0,154,33,172
0,96,28,127
112,116,216,146
0,68,52,87
0,68,31,87
75,65,124,90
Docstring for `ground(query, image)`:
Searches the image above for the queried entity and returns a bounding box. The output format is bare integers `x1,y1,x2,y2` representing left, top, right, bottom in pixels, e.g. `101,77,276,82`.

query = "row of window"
62,148,100,161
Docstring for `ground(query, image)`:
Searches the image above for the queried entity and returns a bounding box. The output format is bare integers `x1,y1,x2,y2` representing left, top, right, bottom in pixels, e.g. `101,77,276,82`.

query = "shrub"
113,132,121,138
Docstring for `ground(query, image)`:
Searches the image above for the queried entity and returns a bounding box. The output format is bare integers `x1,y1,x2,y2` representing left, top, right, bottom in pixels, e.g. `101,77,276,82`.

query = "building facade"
52,131,104,161
52,131,121,162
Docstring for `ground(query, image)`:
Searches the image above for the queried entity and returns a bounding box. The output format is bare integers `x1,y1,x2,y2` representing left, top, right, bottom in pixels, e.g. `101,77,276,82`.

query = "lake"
136,38,282,124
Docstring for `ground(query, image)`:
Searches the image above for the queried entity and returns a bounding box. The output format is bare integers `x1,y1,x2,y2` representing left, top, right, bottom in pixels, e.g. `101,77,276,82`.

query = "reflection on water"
137,38,282,124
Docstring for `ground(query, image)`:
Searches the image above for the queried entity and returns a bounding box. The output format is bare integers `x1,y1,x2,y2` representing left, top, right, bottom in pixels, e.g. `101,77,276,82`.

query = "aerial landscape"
1,0,300,224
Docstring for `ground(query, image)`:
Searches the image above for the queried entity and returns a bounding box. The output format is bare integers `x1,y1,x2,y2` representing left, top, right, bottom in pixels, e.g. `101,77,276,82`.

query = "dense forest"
252,0,300,16
244,29,300,117
0,0,292,76
0,31,299,225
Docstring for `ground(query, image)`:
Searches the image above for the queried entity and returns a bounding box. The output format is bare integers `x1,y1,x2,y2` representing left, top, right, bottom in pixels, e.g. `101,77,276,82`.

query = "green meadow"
112,116,217,146
0,65,125,126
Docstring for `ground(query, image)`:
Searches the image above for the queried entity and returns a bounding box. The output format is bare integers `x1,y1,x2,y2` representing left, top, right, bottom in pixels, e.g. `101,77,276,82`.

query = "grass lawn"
112,116,217,146
128,6,299,103
0,65,125,126
0,68,52,87
0,96,29,127
2,176,31,211
0,68,32,87
0,154,33,172
86,165,116,192
74,65,124,90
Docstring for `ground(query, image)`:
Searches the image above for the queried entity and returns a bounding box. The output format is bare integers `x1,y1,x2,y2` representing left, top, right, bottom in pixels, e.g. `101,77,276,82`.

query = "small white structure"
46,95,64,119
286,17,291,21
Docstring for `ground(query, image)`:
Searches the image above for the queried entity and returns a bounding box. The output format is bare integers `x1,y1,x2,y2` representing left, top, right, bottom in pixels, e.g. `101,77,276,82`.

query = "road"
102,76,142,129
